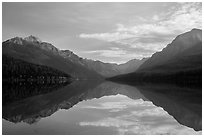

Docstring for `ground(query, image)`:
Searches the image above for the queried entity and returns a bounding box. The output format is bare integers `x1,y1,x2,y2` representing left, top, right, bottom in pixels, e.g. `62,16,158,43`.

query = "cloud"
78,94,201,135
115,2,202,37
82,47,150,60
152,15,159,21
83,47,126,58
81,96,154,112
79,110,200,135
79,117,135,128
79,32,136,42
79,2,201,58
3,3,202,63
114,40,169,52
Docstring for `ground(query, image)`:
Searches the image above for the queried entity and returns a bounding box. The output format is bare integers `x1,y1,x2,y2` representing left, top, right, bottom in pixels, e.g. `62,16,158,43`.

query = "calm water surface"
2,81,202,135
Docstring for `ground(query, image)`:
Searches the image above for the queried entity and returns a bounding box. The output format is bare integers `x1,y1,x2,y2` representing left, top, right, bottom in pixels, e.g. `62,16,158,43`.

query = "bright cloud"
82,47,150,60
83,48,126,58
79,117,201,135
79,32,136,42
80,2,201,41
152,15,159,21
115,41,169,52
79,2,201,60
81,97,154,112
78,95,201,135
3,3,202,63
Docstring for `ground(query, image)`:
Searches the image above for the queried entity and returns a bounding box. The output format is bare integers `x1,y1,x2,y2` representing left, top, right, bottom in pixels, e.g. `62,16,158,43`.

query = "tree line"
2,54,72,83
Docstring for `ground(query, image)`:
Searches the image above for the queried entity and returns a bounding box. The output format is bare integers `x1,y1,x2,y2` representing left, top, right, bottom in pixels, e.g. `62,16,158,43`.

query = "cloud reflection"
79,94,201,135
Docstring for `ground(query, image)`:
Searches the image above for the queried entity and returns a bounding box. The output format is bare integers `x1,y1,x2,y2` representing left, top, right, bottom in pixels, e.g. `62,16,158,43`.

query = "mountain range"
2,28,202,84
2,35,147,79
2,29,202,131
108,29,202,86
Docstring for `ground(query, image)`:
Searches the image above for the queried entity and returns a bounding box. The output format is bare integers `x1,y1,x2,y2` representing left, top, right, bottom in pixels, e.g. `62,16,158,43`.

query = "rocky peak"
137,29,202,71
170,28,202,48
61,50,74,55
24,35,42,43
60,50,78,58
8,37,23,45
157,28,202,58
190,28,202,41
40,42,59,53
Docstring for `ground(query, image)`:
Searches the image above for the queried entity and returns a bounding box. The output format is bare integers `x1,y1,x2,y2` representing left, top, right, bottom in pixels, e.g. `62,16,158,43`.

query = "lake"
2,81,202,135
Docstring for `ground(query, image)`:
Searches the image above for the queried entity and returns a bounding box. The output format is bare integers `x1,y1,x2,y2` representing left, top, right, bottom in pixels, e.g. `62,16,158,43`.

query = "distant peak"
127,59,139,62
24,35,41,43
12,37,23,41
60,50,74,55
141,57,148,61
8,37,23,45
61,50,72,52
191,28,202,32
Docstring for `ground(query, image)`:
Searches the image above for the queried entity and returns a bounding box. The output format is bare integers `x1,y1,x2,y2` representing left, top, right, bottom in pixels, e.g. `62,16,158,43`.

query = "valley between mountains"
2,28,202,86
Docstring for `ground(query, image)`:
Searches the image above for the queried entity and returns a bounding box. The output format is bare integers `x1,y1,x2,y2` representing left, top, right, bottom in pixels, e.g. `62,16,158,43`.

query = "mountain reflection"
2,81,202,133
135,84,202,131
3,80,103,124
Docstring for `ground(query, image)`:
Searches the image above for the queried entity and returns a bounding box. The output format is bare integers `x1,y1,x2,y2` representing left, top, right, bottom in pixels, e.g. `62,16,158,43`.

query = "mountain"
2,36,102,80
108,29,202,85
137,29,202,72
118,58,148,73
57,49,147,77
81,58,147,77
2,54,72,81
3,35,146,78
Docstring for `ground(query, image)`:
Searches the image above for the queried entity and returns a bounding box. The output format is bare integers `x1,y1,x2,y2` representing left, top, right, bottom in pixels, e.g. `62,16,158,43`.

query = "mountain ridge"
3,37,103,79
108,29,202,86
3,35,147,77
137,28,202,72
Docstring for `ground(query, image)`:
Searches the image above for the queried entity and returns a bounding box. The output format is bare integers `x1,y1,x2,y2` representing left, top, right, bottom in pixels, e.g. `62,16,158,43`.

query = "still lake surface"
2,81,202,135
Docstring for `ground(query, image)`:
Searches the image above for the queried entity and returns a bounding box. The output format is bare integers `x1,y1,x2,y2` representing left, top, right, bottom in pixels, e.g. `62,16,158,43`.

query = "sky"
2,2,202,64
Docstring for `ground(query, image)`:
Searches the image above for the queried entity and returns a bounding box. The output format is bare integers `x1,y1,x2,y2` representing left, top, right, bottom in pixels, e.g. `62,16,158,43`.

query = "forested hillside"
3,54,72,83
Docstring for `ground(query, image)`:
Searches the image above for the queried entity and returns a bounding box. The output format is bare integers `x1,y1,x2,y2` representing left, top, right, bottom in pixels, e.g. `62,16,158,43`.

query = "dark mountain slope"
2,54,73,105
108,29,202,86
2,36,102,79
140,42,202,73
2,54,72,80
59,50,147,77
3,35,146,78
137,29,202,72
81,58,148,77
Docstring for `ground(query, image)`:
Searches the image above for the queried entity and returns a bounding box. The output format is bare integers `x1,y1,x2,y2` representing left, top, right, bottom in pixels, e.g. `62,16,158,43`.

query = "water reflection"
2,81,71,105
135,84,202,131
3,80,102,124
2,81,202,135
